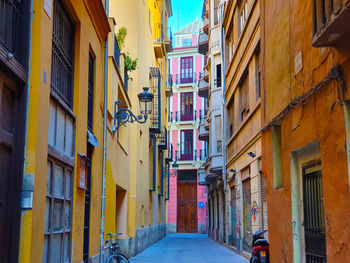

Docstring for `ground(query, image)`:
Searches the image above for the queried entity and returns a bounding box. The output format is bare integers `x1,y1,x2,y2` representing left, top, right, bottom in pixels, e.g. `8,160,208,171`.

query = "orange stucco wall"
261,0,350,262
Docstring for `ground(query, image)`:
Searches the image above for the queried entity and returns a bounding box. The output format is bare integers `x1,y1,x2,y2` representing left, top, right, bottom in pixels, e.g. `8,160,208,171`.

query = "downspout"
19,0,34,260
219,2,228,243
219,3,227,190
100,0,109,262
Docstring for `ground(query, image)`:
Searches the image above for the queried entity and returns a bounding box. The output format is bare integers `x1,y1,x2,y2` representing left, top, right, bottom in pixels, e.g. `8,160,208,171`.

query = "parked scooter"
250,230,269,263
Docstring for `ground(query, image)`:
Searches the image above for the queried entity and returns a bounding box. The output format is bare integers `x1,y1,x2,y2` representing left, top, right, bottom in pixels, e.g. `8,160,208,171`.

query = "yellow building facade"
19,0,110,262
106,0,173,257
6,0,172,262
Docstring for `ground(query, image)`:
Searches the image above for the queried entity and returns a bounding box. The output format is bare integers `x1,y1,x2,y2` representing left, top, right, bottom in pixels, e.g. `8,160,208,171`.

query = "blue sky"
169,0,203,34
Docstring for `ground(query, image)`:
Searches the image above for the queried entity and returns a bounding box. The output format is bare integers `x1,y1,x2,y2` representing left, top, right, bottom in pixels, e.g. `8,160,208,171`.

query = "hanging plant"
116,26,138,73
116,26,127,49
125,52,138,72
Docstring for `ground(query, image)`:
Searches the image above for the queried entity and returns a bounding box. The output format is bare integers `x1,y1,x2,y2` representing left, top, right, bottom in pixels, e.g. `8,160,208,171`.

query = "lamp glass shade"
138,87,154,115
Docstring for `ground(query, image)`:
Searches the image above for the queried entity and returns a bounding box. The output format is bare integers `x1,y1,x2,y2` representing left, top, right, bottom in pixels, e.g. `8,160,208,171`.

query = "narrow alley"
129,234,249,263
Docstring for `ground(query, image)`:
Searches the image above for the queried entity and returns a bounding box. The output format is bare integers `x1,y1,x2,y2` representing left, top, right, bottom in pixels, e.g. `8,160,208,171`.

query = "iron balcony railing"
0,0,28,65
114,36,120,69
173,149,207,161
172,72,204,85
124,70,128,92
167,74,173,88
169,110,205,122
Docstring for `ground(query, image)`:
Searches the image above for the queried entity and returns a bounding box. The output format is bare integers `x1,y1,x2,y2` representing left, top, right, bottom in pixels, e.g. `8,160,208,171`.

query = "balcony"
198,31,209,55
203,67,209,82
165,74,174,97
198,77,209,98
168,109,205,123
198,119,209,141
165,27,173,53
158,126,167,151
173,72,202,85
153,23,166,59
174,149,208,162
312,0,350,47
198,169,209,185
203,16,209,35
210,154,223,175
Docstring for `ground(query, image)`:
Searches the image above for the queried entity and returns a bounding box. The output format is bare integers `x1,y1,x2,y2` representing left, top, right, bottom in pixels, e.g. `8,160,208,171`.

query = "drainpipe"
218,4,227,190
19,0,34,260
100,0,109,262
219,2,228,243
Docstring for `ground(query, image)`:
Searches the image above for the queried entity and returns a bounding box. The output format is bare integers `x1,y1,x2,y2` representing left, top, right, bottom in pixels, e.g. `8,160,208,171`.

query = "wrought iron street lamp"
169,160,179,177
113,87,154,134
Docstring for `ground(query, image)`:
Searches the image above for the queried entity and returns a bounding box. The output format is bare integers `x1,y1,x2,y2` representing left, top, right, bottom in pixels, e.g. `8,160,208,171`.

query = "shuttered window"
260,173,268,232
215,115,222,153
239,72,249,122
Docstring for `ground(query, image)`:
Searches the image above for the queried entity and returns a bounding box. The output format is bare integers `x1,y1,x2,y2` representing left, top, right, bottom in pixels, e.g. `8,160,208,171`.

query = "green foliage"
116,26,138,72
116,27,127,49
125,52,138,72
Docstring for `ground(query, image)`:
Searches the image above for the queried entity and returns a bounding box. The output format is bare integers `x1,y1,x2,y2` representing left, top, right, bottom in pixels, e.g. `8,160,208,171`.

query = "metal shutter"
243,178,252,251
260,174,268,231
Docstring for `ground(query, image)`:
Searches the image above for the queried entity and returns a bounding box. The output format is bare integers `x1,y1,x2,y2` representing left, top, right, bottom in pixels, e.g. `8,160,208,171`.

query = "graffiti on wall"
292,220,298,241
251,200,260,221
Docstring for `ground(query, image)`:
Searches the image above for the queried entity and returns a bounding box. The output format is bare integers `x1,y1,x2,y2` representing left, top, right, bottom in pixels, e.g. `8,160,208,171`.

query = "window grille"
303,165,327,262
149,67,161,133
50,0,75,108
0,0,27,64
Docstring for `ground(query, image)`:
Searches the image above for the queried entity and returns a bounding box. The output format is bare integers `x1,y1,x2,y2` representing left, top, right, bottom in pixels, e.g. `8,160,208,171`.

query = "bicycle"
105,232,130,263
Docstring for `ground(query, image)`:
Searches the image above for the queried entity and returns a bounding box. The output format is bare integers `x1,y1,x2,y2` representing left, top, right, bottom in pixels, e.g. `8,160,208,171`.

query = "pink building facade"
167,20,208,234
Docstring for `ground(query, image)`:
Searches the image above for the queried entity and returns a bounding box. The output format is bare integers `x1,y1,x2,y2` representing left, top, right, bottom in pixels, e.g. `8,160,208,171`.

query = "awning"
87,130,99,147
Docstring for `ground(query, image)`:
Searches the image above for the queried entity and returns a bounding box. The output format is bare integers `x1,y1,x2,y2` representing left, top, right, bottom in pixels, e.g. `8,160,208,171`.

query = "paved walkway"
130,234,249,263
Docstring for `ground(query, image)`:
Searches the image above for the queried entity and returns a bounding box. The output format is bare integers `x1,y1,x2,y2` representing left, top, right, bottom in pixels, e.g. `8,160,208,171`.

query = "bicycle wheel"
106,254,130,263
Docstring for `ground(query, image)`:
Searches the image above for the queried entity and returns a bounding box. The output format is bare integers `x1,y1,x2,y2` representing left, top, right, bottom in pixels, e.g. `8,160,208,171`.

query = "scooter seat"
254,239,269,246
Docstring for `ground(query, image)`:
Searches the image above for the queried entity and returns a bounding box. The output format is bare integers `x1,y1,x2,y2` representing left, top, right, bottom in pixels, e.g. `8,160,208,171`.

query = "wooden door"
177,182,197,233
0,74,24,262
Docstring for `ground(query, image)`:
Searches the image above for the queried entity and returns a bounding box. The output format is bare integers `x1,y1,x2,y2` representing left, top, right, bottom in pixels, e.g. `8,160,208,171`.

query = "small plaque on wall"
77,154,88,190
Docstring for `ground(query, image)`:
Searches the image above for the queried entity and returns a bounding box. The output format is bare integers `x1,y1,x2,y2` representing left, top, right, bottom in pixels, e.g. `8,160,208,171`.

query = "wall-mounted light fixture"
247,151,256,158
169,160,179,177
112,87,154,134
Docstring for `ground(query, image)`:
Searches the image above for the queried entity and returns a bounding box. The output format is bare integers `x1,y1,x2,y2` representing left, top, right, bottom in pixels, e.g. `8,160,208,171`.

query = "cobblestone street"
130,234,249,263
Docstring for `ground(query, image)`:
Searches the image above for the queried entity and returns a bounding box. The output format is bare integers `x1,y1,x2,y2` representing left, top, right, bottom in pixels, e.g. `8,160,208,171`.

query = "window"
239,72,249,122
180,92,193,121
180,129,193,160
215,115,222,153
255,50,261,100
238,1,248,36
50,0,75,108
215,64,222,88
87,53,94,130
272,126,283,189
182,38,192,48
180,56,193,84
44,160,73,263
214,0,220,25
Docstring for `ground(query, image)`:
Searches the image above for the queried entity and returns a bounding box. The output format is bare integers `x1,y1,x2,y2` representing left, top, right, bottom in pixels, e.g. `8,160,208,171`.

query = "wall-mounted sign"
77,154,88,190
198,201,205,209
